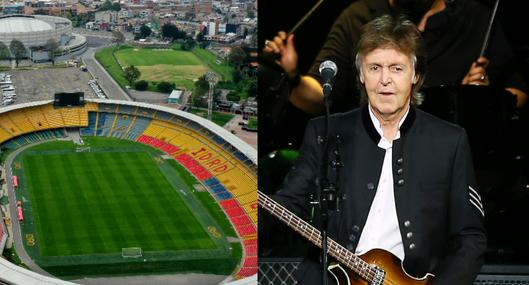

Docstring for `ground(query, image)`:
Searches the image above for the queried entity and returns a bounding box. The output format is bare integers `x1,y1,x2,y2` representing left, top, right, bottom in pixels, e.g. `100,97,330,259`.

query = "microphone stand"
315,83,344,285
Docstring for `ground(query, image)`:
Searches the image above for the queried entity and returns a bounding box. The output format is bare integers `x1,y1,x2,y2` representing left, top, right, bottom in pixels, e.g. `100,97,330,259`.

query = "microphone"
319,60,338,96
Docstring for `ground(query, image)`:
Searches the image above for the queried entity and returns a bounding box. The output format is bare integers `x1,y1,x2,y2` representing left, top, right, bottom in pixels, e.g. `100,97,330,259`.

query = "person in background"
263,0,527,114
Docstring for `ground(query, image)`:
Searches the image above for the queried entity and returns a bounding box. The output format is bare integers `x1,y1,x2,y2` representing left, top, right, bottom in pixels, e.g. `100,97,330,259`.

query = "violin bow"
479,0,501,58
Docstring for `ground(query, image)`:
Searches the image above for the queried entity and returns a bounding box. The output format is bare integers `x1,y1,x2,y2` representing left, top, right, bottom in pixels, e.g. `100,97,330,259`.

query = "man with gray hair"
260,15,486,285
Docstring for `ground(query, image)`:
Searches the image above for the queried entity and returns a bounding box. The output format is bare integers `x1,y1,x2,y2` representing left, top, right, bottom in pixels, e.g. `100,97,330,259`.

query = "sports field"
117,48,209,84
13,137,240,278
95,45,234,91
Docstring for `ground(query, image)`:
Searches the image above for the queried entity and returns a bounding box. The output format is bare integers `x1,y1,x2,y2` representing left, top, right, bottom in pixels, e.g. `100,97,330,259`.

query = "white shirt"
355,105,408,261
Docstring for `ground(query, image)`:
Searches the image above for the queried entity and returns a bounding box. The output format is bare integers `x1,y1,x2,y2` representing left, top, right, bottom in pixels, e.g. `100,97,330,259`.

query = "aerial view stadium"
0,99,257,284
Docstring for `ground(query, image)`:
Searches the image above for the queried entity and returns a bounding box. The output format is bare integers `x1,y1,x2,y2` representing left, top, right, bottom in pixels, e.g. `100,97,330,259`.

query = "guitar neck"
258,191,376,282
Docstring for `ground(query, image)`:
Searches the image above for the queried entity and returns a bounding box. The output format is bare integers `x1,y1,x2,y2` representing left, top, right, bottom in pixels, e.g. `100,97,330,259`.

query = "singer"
259,15,486,285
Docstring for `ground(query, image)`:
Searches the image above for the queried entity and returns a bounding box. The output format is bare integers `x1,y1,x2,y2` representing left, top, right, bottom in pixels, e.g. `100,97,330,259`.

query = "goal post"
122,247,142,258
76,146,91,153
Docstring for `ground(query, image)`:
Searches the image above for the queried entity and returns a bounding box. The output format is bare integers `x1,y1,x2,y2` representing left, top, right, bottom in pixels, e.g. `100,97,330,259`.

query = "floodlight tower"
205,71,219,121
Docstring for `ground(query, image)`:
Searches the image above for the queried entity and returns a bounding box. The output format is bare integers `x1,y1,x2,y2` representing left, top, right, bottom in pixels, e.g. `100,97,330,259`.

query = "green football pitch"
95,45,234,91
13,137,240,278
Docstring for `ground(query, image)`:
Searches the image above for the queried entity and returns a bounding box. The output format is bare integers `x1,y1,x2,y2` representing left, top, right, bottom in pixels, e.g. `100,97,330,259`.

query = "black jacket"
272,105,487,284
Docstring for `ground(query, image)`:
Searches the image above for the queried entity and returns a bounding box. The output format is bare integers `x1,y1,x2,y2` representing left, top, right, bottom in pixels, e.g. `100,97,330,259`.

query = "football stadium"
0,99,257,284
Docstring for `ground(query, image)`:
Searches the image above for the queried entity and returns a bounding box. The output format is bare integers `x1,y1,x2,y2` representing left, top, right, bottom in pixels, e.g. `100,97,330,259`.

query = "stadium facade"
0,15,87,62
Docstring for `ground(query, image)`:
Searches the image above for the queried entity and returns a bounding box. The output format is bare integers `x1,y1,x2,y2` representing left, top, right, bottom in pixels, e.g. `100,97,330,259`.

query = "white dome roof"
0,16,53,33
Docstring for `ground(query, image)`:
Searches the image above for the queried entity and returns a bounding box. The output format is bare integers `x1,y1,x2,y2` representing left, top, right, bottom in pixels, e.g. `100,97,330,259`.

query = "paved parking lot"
6,67,97,105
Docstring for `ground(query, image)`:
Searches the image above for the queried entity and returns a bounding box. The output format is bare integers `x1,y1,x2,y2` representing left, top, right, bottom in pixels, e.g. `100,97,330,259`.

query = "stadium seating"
154,110,174,122
127,116,152,140
41,105,66,128
0,100,257,279
59,107,84,126
110,113,134,138
80,112,98,136
24,106,52,130
1,129,67,149
97,112,116,136
116,104,138,116
137,108,156,118
7,111,34,133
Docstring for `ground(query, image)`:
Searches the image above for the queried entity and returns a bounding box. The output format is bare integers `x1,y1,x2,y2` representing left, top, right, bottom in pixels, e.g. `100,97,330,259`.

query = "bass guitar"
259,190,434,285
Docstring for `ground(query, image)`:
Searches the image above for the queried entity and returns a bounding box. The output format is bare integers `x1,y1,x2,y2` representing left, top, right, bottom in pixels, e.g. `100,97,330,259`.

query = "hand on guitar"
264,31,299,80
462,56,490,86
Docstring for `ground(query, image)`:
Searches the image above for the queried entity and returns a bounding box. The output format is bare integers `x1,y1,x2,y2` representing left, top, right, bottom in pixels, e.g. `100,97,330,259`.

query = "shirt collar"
368,104,410,144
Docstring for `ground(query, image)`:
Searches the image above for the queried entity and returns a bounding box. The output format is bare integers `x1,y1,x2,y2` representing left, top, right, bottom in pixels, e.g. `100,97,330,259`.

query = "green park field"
116,47,208,84
12,137,240,279
95,45,234,91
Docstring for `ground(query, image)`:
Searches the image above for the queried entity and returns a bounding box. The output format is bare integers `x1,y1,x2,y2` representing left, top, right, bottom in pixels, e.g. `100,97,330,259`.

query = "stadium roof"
0,16,53,33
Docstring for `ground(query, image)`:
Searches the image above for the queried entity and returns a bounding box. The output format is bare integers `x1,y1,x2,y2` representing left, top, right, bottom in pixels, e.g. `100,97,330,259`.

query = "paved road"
5,143,55,277
80,47,132,101
223,115,257,150
73,28,114,39
73,28,133,101
73,28,134,41
73,273,228,285
128,89,169,103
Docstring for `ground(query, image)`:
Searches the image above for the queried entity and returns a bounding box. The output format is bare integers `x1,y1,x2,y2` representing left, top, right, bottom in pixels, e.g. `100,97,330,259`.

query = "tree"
112,30,125,47
227,93,241,102
135,80,148,91
233,69,243,83
192,75,210,107
111,2,121,11
247,76,257,97
63,11,94,27
181,38,196,51
9,39,27,68
194,75,209,97
0,42,10,62
100,0,112,10
139,25,152,39
197,27,209,49
124,65,141,86
161,23,185,41
45,39,60,65
100,0,120,11
197,27,207,42
228,46,247,69
162,23,176,40
157,81,175,93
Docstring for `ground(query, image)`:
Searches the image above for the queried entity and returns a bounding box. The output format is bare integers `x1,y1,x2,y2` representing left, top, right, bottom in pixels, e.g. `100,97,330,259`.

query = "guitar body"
259,192,435,284
328,249,434,285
